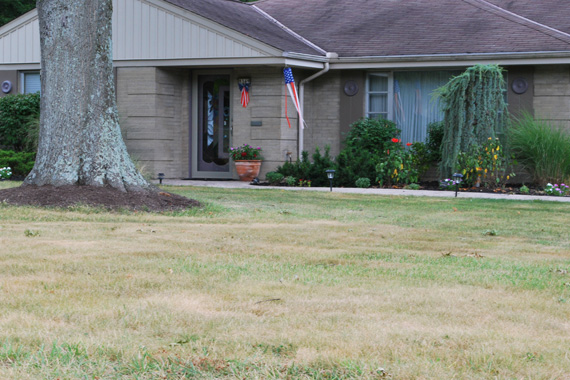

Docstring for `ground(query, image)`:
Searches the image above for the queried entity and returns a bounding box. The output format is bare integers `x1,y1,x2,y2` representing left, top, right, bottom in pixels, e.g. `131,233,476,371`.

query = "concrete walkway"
153,179,570,203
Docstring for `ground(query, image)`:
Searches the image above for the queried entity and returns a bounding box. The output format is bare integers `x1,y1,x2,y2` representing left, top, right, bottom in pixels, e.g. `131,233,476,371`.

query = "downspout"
298,52,337,159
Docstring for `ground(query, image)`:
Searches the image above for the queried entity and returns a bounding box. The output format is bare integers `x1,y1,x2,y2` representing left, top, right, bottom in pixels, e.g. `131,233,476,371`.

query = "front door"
192,74,231,178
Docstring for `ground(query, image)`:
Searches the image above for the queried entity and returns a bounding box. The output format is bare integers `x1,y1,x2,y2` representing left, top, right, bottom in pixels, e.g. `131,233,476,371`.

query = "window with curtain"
367,71,458,144
21,71,41,94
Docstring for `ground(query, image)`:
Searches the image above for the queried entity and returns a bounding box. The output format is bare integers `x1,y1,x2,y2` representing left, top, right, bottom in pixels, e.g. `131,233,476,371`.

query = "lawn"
1,182,569,379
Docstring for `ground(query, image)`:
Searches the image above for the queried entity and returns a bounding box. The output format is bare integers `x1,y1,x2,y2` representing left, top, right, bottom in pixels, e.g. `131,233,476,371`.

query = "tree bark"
24,0,150,192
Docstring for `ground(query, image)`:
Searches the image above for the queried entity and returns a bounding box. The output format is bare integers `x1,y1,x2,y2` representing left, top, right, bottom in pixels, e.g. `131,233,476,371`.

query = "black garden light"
158,172,165,185
326,169,336,192
452,173,463,198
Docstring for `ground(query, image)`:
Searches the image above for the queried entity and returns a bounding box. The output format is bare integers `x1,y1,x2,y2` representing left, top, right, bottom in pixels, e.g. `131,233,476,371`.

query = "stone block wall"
302,71,342,158
116,67,190,179
232,67,297,177
533,65,570,133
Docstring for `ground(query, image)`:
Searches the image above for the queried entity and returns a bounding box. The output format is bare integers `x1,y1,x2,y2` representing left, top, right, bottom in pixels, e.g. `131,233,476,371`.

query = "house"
1,0,569,179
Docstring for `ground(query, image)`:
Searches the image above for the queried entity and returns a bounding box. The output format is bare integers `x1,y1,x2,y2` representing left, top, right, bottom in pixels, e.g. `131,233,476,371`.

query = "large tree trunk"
24,0,150,192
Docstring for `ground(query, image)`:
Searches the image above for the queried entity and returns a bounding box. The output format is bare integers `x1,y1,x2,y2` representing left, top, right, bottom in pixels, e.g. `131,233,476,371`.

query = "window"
20,71,41,94
366,71,458,144
366,73,392,120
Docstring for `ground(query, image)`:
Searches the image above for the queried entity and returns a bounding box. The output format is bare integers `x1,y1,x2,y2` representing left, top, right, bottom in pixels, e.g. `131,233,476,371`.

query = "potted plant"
230,144,262,181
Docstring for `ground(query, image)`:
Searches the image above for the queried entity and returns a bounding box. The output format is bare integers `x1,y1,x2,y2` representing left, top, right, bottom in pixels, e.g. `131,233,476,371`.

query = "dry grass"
1,182,570,379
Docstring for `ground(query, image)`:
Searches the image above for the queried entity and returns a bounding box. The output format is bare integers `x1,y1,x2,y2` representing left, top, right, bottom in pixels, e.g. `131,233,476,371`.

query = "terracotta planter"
234,160,262,182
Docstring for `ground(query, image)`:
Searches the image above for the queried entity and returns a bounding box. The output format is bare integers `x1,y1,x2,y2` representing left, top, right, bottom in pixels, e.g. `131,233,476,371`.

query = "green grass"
0,183,569,379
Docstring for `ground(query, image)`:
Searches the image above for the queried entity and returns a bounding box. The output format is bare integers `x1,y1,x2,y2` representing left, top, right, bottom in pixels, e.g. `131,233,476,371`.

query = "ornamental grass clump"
508,113,570,186
230,144,262,160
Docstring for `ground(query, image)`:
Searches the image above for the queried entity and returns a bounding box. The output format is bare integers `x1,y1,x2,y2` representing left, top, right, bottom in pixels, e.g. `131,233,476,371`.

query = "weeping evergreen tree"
435,64,509,177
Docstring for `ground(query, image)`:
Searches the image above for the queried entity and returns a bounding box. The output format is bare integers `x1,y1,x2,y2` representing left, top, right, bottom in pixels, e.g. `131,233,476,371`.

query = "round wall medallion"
1,80,12,94
511,77,528,95
343,80,359,96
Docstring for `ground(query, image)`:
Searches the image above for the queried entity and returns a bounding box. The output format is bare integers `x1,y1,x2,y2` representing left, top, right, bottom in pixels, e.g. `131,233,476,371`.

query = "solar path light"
326,169,336,192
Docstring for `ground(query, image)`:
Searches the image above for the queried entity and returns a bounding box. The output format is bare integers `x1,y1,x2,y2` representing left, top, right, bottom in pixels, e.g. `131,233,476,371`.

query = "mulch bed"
0,185,200,212
253,180,565,197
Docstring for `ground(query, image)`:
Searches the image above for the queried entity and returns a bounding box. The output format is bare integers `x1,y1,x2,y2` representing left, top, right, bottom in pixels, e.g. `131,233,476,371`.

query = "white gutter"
297,52,337,159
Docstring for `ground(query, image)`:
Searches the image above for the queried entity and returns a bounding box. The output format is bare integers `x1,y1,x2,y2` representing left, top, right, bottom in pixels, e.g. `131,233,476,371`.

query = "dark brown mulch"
0,185,200,212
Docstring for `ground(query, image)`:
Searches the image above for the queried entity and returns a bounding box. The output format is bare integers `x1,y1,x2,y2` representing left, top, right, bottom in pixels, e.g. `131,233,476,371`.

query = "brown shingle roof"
485,0,570,34
255,0,570,57
163,0,323,55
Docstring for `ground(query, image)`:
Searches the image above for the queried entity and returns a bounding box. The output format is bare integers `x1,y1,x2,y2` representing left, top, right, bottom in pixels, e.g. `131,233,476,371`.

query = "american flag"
239,82,250,108
283,67,305,129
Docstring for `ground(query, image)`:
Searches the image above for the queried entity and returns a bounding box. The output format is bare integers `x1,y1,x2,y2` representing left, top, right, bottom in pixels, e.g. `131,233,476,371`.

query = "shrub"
519,185,530,194
335,118,400,186
355,177,371,188
285,176,296,186
0,150,35,177
276,146,335,187
455,138,515,188
508,113,570,185
425,121,445,163
266,171,284,184
376,140,418,187
404,183,420,190
0,93,41,152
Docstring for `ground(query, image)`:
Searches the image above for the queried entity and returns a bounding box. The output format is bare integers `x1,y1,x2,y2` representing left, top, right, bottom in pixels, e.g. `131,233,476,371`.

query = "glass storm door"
197,75,230,174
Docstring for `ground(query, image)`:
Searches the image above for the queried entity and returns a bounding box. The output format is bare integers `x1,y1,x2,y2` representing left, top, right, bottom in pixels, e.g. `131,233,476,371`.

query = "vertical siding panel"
10,32,17,63
216,34,224,57
234,41,241,57
132,0,142,59
32,19,40,62
141,2,149,58
182,21,190,57
158,9,166,59
199,27,207,57
116,0,126,59
191,24,199,57
16,27,24,62
125,0,133,59
166,13,174,58
175,17,183,58
24,23,32,62
208,31,215,57
149,6,158,59
242,46,251,57
112,0,118,58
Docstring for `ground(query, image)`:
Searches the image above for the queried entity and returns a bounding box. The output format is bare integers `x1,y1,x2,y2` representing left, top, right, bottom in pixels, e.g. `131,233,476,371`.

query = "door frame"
190,70,233,179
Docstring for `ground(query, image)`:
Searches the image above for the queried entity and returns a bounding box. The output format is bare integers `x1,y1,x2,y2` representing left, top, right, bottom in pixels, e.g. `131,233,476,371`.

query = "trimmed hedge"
0,92,40,152
0,150,35,177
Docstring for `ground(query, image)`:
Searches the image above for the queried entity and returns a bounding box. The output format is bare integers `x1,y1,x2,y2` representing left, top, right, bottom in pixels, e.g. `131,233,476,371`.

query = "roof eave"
329,51,570,69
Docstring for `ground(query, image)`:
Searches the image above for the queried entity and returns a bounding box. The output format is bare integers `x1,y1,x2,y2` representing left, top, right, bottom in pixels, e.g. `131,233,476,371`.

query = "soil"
0,184,200,212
